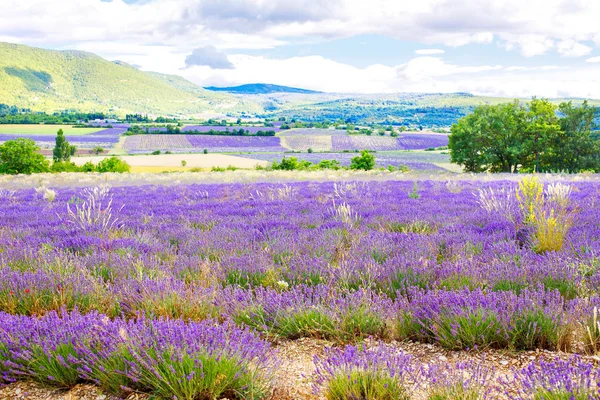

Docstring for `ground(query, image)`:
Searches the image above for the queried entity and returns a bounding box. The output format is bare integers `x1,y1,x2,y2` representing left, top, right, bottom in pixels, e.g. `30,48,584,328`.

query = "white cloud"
177,53,600,98
3,0,600,98
556,39,592,57
501,34,555,57
415,49,445,55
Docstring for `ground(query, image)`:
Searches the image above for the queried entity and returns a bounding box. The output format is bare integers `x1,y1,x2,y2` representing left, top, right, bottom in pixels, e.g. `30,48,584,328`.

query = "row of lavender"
0,128,125,149
0,310,596,398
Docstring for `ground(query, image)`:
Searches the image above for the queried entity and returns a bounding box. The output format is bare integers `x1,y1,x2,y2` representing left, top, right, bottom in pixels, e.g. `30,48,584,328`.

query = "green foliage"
52,129,75,162
409,182,421,199
96,156,130,173
51,161,81,172
151,150,161,155
325,370,410,400
350,150,375,170
131,348,268,400
271,156,312,170
449,99,600,173
80,161,96,172
0,138,49,174
317,159,342,170
427,385,483,400
26,343,81,387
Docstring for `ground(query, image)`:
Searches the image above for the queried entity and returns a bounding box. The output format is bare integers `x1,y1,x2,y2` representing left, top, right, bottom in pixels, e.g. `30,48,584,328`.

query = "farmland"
0,124,104,135
120,130,449,158
0,127,124,150
0,174,599,398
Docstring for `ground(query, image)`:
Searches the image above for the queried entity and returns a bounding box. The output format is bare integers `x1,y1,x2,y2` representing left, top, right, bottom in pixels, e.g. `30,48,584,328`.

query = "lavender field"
247,151,448,171
121,131,448,155
331,134,448,151
0,127,125,150
0,177,599,398
123,134,287,153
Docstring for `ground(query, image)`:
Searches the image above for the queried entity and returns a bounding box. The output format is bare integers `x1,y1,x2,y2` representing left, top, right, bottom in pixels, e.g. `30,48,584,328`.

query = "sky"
2,0,600,97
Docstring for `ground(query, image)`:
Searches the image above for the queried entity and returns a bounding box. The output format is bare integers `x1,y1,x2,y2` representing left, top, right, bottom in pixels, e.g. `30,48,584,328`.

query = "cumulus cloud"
556,39,592,57
3,0,600,98
185,46,234,69
415,49,445,55
3,0,600,55
178,53,600,98
586,56,600,63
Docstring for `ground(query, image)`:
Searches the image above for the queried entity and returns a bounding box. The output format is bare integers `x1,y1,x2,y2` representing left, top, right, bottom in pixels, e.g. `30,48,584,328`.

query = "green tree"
449,101,526,173
52,129,75,162
96,157,131,173
522,98,560,172
448,110,487,172
449,99,600,173
0,138,50,174
554,100,599,172
350,150,375,170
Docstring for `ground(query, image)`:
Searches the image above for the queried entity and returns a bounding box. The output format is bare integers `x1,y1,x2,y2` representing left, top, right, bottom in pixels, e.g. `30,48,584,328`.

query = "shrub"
425,362,493,400
0,312,273,399
516,176,544,224
272,156,300,170
313,345,416,400
350,150,375,170
51,161,81,173
96,156,130,173
80,161,96,172
151,150,161,155
0,138,50,174
507,358,600,400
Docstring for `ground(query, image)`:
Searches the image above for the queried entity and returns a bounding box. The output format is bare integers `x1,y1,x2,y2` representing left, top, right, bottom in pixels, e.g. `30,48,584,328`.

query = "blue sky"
3,0,600,97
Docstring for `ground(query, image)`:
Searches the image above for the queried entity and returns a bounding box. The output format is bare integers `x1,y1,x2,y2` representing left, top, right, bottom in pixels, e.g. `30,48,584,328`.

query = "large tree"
449,101,526,173
0,138,50,174
449,99,600,173
554,100,599,172
521,98,560,172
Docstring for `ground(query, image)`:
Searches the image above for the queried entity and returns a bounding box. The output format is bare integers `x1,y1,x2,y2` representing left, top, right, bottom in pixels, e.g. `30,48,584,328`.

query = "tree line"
448,99,600,173
126,125,276,136
0,105,111,124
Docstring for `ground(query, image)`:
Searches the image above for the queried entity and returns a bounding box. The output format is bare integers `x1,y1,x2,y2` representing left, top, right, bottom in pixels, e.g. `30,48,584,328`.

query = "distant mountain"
0,42,261,116
205,83,322,94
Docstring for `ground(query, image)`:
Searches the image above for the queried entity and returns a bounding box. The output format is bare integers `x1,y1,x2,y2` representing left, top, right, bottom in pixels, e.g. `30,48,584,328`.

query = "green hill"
0,42,261,116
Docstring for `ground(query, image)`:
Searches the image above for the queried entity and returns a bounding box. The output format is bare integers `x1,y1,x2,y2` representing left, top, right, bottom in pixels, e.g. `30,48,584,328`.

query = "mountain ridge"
205,83,322,94
0,42,260,116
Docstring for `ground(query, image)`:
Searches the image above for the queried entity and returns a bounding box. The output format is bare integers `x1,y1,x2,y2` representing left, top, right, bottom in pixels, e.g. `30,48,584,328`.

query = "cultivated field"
72,153,269,171
0,174,599,399
0,124,103,135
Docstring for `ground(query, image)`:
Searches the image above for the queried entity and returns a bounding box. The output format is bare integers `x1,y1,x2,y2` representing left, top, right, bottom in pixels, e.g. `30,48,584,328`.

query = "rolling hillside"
0,42,261,116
